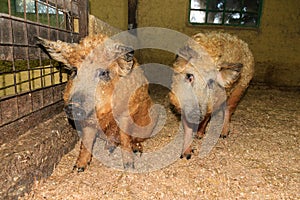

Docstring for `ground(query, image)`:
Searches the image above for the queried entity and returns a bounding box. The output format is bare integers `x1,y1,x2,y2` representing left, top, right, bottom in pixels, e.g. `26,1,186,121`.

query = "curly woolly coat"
38,34,159,171
169,32,254,159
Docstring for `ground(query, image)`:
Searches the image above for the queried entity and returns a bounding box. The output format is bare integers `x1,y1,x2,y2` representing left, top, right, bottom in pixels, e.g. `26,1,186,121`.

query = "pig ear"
117,51,135,76
173,56,187,72
178,45,199,60
110,44,135,76
107,42,133,59
216,62,243,88
36,37,75,68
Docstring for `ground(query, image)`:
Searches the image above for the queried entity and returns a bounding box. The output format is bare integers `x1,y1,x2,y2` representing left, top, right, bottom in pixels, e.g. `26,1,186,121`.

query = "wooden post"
128,0,138,30
78,0,89,38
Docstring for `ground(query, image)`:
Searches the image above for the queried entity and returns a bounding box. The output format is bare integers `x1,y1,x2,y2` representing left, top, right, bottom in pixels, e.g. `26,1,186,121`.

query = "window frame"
188,0,263,28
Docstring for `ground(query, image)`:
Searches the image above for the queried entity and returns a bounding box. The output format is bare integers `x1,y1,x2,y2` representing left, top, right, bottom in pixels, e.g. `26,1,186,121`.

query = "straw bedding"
19,85,300,199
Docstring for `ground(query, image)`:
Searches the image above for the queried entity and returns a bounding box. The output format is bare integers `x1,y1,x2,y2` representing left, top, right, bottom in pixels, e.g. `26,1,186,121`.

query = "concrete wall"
89,0,300,87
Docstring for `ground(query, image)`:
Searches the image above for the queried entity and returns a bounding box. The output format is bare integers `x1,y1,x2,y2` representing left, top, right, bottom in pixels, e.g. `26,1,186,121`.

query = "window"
13,0,68,29
189,0,263,27
15,0,62,14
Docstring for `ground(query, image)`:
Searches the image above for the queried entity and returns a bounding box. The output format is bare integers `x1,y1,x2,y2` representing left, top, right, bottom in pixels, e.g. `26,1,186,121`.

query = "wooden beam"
128,0,138,30
77,0,89,38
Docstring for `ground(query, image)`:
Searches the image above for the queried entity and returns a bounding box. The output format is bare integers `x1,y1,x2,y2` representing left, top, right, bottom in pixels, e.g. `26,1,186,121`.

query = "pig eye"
97,68,110,81
207,79,214,89
186,73,194,83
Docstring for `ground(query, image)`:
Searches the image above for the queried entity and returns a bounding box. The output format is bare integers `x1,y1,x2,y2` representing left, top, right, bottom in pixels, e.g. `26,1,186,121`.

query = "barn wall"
137,0,300,87
89,0,300,87
89,0,128,30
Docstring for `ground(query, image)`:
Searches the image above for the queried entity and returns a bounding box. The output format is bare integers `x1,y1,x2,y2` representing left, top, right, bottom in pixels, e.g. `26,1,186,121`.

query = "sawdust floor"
20,85,300,200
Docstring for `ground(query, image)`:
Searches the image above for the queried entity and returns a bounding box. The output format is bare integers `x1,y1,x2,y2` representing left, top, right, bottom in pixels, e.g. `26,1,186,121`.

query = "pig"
169,32,254,159
37,34,159,171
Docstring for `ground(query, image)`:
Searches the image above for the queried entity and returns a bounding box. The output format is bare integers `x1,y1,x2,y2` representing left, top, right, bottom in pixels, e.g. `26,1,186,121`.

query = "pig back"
191,32,254,94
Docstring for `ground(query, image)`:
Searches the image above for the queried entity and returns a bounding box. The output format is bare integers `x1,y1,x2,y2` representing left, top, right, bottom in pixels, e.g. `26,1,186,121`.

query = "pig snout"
183,107,202,125
64,103,86,121
64,93,87,121
169,90,202,124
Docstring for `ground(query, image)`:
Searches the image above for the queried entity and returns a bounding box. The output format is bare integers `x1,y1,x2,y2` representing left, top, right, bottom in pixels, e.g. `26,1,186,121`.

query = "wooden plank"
0,112,78,199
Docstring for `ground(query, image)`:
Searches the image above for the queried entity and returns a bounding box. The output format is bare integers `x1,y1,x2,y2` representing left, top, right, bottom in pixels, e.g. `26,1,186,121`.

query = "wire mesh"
0,0,88,127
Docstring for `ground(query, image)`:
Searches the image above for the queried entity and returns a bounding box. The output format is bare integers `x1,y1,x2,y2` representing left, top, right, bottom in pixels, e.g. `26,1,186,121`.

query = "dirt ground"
19,85,300,200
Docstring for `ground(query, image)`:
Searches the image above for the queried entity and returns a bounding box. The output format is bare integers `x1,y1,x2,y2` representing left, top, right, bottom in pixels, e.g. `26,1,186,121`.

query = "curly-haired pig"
37,34,159,171
169,32,254,159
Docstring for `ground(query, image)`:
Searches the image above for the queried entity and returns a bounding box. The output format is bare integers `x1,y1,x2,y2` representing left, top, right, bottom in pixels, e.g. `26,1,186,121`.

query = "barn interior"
0,0,299,199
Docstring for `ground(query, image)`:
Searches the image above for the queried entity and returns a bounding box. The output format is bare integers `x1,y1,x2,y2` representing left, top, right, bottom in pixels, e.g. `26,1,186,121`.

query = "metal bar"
7,0,11,15
205,0,209,23
47,0,51,38
23,0,33,94
222,0,226,25
55,0,59,31
1,73,61,91
9,14,17,97
0,14,79,34
1,65,62,73
46,0,55,97
0,81,66,101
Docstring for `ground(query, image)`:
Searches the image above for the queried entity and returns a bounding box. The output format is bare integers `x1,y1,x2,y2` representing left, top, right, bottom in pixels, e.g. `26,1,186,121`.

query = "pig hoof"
180,149,194,159
132,148,142,154
133,149,139,153
180,154,192,160
133,149,143,157
77,167,85,172
73,165,85,172
123,162,135,169
132,143,143,155
180,154,192,159
195,134,204,139
186,154,192,160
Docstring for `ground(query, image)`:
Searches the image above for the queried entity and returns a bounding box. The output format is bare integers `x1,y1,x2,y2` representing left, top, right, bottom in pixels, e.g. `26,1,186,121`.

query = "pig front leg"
118,116,136,169
196,113,211,139
120,131,135,169
104,123,120,154
221,86,245,138
131,139,143,155
180,115,195,159
74,126,97,172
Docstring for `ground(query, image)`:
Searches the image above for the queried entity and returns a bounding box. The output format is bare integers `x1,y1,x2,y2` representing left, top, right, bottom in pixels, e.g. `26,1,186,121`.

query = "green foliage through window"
15,0,62,14
189,0,263,27
11,0,66,29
